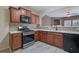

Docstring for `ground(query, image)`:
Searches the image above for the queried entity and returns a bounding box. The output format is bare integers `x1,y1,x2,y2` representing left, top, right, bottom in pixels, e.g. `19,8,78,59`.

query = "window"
64,20,72,27
72,20,79,26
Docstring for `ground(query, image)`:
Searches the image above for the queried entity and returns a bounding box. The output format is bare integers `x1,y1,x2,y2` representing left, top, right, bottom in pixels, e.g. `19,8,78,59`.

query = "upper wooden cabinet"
26,10,31,17
19,7,27,16
31,14,39,24
35,15,39,24
19,7,31,17
9,7,20,23
9,6,39,24
31,14,36,24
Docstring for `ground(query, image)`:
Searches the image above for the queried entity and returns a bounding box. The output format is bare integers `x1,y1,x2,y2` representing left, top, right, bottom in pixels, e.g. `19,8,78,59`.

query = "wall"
0,6,9,50
41,15,51,26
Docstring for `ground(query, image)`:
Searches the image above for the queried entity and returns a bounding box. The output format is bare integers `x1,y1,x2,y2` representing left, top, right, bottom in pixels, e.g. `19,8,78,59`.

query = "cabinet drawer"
12,33,21,37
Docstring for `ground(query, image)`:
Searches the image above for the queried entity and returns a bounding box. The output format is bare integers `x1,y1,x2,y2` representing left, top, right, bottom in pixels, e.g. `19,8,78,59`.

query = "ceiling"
47,6,79,17
29,6,66,14
29,6,79,17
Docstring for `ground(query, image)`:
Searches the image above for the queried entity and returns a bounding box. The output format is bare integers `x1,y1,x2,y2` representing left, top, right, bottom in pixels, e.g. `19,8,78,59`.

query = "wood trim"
19,7,27,10
9,6,18,10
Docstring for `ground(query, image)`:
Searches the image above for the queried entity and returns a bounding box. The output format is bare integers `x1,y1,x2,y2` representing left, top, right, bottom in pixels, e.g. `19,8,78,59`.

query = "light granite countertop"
9,31,22,34
33,29,79,34
9,28,79,34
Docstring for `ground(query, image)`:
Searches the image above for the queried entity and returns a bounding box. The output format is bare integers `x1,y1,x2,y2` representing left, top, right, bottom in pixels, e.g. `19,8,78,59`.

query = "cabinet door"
34,31,41,41
19,7,27,16
31,14,36,24
35,15,39,24
40,31,47,43
47,32,54,45
54,33,63,48
12,36,21,50
26,10,31,17
9,7,20,23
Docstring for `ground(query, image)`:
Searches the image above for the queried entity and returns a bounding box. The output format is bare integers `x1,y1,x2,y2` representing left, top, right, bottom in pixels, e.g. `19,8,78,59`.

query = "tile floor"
14,41,67,53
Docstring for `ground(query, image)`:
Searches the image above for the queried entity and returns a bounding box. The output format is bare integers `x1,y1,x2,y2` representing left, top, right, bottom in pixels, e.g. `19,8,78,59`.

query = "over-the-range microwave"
20,15,31,23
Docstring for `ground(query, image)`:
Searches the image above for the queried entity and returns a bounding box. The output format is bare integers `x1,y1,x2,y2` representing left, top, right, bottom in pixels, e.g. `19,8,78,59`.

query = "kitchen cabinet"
19,7,31,17
34,31,41,41
35,15,39,24
9,7,20,23
34,31,64,48
47,32,54,45
19,7,27,16
9,33,22,51
26,10,31,17
31,14,36,24
40,31,47,43
31,13,39,24
54,32,63,48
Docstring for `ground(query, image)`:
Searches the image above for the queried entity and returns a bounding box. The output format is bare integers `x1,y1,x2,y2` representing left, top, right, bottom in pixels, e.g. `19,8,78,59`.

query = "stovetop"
18,26,35,35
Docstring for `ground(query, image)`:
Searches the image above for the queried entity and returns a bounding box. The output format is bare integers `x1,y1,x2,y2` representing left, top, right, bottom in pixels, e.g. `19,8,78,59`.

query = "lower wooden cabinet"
47,32,54,45
54,33,63,48
34,31,63,48
9,33,22,51
34,31,41,41
40,31,47,43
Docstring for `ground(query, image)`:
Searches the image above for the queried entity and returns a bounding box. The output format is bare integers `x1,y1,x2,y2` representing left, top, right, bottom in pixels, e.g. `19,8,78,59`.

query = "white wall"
0,6,9,50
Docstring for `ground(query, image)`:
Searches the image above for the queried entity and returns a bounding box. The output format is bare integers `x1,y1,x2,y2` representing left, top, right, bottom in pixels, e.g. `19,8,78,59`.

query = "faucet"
54,25,58,31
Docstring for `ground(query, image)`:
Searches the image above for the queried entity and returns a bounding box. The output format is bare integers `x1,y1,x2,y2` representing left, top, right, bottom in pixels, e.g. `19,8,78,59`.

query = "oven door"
23,34,34,44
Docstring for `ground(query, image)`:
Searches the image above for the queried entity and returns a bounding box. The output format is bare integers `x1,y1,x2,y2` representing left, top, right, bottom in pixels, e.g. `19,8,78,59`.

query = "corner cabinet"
9,7,20,23
34,31,64,48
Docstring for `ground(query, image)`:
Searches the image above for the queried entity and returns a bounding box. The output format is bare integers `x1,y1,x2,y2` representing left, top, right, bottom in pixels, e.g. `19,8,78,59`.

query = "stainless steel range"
18,26,35,48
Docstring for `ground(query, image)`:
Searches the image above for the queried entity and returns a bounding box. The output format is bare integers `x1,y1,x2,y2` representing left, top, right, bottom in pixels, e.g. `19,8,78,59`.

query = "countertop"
33,29,79,34
9,31,22,34
9,29,79,34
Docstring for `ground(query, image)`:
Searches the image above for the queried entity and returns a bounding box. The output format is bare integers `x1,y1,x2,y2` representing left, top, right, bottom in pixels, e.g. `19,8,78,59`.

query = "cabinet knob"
70,48,73,49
